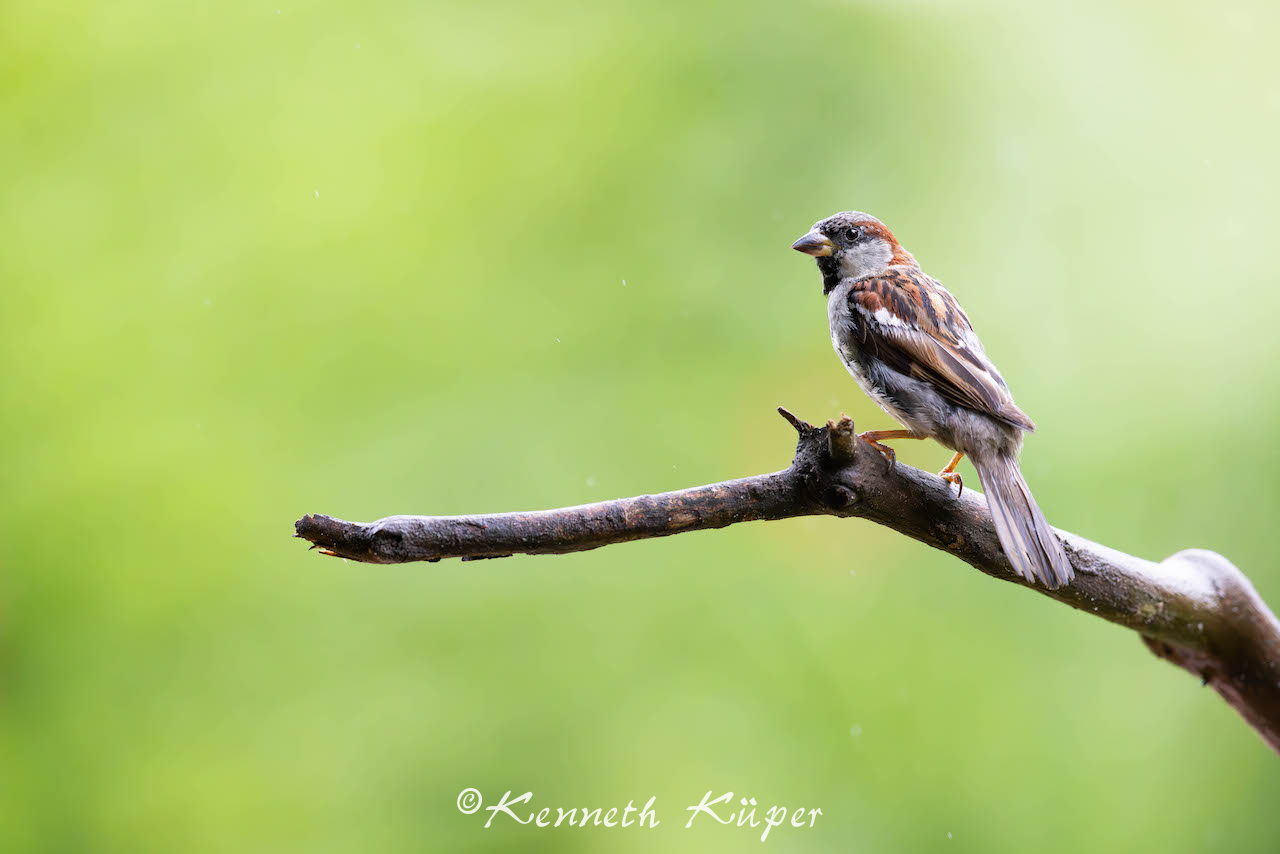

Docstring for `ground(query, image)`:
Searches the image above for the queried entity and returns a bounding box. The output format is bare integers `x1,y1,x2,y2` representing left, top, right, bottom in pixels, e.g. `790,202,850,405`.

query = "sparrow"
791,211,1073,589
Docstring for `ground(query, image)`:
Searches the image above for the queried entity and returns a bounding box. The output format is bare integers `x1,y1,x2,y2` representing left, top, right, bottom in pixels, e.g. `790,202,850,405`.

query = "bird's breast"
826,282,904,419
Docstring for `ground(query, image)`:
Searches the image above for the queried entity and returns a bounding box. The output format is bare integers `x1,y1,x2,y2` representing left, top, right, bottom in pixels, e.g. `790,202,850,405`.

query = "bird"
791,211,1073,589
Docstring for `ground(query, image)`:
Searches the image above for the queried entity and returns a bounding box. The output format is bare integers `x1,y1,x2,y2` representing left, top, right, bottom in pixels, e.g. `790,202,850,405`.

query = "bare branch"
295,470,809,564
295,409,1280,754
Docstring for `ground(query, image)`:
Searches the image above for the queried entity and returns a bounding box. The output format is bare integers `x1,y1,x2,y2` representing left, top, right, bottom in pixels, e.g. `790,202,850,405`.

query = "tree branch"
295,408,1280,754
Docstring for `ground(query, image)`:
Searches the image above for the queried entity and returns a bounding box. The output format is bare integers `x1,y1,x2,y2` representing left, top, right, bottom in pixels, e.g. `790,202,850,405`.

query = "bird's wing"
847,269,1035,432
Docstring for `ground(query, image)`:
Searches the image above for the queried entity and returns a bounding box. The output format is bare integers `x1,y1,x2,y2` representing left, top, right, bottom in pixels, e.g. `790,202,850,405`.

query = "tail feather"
972,454,1073,589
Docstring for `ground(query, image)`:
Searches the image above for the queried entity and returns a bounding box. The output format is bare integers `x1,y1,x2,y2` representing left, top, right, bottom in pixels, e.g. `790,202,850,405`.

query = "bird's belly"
829,330,916,427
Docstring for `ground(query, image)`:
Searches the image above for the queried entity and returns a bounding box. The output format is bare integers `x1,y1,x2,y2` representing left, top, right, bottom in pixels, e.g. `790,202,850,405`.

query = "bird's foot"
938,469,963,498
938,451,965,498
857,432,898,471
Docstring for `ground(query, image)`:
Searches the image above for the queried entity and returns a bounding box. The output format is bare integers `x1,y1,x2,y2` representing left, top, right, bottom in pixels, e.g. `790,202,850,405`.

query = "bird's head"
791,211,917,293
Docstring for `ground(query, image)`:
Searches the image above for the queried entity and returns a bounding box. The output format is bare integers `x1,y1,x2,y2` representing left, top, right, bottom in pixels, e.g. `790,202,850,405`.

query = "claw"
857,432,898,471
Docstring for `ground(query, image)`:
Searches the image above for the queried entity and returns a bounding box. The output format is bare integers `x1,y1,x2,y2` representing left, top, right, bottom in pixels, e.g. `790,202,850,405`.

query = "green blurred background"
3,0,1279,850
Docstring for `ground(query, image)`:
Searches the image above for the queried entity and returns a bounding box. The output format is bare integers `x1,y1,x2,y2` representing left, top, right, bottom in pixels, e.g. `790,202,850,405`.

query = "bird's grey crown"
813,210,882,232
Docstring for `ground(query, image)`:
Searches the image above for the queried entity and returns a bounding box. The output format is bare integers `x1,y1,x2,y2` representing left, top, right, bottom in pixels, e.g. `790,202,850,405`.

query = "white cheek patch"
838,241,893,280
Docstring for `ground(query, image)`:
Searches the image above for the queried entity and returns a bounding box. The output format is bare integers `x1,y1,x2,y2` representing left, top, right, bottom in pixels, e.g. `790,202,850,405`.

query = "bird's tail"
971,453,1073,589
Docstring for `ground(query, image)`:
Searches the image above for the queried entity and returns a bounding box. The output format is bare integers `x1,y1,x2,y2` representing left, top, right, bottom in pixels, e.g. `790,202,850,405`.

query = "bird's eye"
845,227,862,242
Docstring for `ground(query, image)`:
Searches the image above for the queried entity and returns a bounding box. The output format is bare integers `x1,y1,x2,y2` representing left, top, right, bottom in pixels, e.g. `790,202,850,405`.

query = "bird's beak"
791,231,833,257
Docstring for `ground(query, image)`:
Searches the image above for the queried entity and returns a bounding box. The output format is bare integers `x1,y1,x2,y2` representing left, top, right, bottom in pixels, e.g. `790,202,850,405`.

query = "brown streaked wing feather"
849,273,1035,432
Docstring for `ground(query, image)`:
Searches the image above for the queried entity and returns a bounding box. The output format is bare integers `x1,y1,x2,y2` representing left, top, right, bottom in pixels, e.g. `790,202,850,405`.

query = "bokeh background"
3,0,1280,850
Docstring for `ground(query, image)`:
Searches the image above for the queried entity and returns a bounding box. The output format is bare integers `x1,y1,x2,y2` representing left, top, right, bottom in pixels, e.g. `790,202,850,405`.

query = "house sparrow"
792,211,1073,589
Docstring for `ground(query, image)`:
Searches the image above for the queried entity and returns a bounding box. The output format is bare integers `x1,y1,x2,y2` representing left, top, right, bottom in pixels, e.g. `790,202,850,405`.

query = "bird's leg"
856,430,924,471
938,451,965,497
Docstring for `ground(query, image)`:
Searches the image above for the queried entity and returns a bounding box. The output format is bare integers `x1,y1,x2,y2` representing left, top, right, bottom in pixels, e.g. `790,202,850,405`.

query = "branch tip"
776,405,812,434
